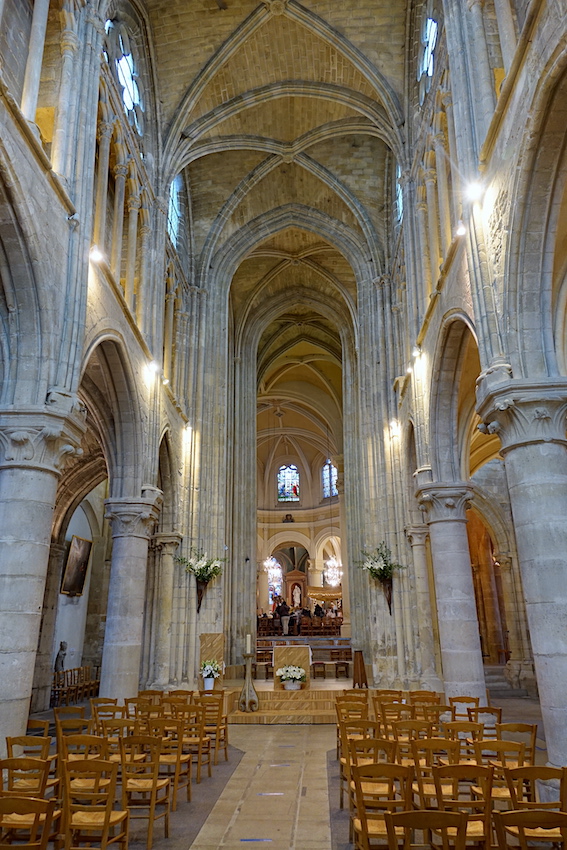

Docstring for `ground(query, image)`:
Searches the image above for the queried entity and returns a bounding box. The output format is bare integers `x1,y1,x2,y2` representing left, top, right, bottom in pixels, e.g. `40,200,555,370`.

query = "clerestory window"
322,459,338,499
104,19,145,136
418,11,438,105
277,464,300,502
167,177,182,246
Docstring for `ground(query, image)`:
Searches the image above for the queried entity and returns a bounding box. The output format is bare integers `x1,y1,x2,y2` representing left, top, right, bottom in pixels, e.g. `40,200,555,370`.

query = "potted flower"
276,664,306,691
176,550,225,612
200,659,221,691
358,542,405,614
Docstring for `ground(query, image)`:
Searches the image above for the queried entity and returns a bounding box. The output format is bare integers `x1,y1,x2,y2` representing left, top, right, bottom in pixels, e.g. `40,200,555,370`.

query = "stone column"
20,0,51,121
257,562,270,614
432,134,453,254
477,382,567,765
308,560,324,588
424,169,442,285
124,193,140,310
30,543,66,712
405,525,442,689
93,122,113,251
416,198,432,303
0,402,86,753
52,14,80,177
163,271,176,384
100,488,162,702
493,0,517,74
335,463,351,637
151,532,182,688
466,0,496,143
417,484,486,700
110,163,128,282
136,222,151,327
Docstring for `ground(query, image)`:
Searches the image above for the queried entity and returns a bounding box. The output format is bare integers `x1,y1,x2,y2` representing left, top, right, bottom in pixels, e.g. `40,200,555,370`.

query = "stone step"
228,708,336,725
484,665,528,697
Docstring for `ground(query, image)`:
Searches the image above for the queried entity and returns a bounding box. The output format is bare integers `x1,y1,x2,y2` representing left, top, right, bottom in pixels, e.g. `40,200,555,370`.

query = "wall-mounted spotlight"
412,345,421,358
456,220,466,236
465,181,483,202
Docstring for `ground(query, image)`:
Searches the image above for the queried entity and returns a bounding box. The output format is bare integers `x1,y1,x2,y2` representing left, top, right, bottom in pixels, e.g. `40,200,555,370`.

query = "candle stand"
239,651,259,712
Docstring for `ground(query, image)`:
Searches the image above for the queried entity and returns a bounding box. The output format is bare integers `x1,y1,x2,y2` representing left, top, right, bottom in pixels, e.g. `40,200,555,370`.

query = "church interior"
1,0,567,843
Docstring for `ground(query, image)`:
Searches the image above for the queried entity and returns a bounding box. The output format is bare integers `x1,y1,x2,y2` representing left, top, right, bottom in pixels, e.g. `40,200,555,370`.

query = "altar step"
227,688,337,725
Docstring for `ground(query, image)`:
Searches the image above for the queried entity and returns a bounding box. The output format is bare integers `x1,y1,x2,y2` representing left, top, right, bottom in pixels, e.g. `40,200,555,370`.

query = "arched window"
395,163,404,223
167,176,182,246
104,19,145,136
277,464,300,502
418,7,438,105
322,459,338,499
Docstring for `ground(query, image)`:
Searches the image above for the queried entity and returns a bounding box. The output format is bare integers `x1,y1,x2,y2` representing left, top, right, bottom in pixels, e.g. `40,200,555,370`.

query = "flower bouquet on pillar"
200,659,221,691
358,542,405,614
175,549,225,612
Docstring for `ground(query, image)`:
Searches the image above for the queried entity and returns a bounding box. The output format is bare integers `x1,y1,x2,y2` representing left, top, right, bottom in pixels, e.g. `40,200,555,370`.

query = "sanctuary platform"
225,679,347,725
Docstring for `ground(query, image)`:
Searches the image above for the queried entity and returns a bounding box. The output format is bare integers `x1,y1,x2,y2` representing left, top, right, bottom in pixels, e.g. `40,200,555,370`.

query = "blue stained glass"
322,459,338,498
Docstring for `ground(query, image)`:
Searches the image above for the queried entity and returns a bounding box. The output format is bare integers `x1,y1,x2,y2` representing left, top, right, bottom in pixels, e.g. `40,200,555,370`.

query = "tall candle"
246,633,251,654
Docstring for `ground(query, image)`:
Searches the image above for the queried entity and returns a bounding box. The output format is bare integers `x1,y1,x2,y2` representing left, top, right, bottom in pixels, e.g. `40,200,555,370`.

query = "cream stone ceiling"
147,0,407,508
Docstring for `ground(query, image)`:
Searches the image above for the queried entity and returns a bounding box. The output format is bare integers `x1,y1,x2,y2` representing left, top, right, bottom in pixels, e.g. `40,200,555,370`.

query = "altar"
273,645,311,690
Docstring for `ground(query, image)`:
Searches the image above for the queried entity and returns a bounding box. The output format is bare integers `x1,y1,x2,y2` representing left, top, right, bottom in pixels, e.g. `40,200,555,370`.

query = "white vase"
283,680,301,690
203,677,215,691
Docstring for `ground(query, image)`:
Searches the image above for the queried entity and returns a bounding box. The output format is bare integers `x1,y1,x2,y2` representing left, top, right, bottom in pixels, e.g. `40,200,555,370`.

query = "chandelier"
324,556,343,587
264,556,282,585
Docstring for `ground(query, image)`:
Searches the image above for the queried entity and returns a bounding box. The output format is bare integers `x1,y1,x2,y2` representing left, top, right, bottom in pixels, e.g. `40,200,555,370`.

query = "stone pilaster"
20,0,50,121
495,553,535,694
100,488,163,701
417,484,486,700
405,525,442,690
477,379,567,765
0,402,86,753
30,543,67,713
257,561,270,614
150,532,182,688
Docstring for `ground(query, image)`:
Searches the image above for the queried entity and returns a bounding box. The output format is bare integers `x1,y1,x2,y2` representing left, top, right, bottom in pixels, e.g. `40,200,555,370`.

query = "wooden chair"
410,738,460,809
351,762,413,850
0,795,56,850
346,737,397,832
336,700,369,758
493,809,567,850
385,809,468,850
89,697,118,713
168,690,194,700
379,704,415,741
55,717,92,750
119,736,169,850
408,690,440,703
6,736,51,761
467,705,502,739
195,694,228,765
496,723,538,765
338,721,384,808
92,705,126,735
147,718,192,810
26,719,50,737
433,763,494,850
392,720,433,765
449,695,480,721
62,758,128,850
137,690,164,705
505,765,567,811
0,757,51,798
473,738,525,808
177,705,212,784
442,720,484,763
54,706,85,722
422,704,452,734
59,734,110,764
100,717,141,764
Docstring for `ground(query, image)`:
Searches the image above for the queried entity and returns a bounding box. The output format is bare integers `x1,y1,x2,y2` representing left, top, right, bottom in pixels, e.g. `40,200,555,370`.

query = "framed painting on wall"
60,535,92,597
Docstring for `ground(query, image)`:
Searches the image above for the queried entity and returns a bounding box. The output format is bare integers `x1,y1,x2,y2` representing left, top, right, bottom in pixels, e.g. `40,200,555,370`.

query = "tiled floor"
188,724,335,849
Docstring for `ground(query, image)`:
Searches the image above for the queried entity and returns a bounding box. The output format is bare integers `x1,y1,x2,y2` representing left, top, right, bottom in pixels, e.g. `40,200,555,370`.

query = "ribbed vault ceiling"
151,0,406,500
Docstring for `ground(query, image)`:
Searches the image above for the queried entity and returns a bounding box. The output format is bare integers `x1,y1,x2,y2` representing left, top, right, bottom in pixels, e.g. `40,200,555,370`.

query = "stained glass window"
396,163,403,223
322,459,338,499
277,464,300,502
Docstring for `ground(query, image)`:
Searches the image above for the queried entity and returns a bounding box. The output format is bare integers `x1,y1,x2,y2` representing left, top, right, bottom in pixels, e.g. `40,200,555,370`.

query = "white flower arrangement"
275,664,306,682
176,549,224,583
200,659,221,679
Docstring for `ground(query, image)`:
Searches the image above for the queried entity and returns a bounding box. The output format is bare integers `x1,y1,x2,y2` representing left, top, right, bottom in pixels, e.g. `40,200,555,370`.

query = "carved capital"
113,163,128,180
97,122,114,143
127,194,141,213
423,168,437,186
494,553,513,572
0,403,86,474
417,484,473,523
60,30,80,54
405,524,429,547
373,274,391,288
105,488,163,540
476,380,567,455
152,531,183,555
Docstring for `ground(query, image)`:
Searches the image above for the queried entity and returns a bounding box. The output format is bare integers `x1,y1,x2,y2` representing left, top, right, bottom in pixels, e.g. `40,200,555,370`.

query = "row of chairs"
350,759,567,850
2,691,230,850
50,666,100,707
